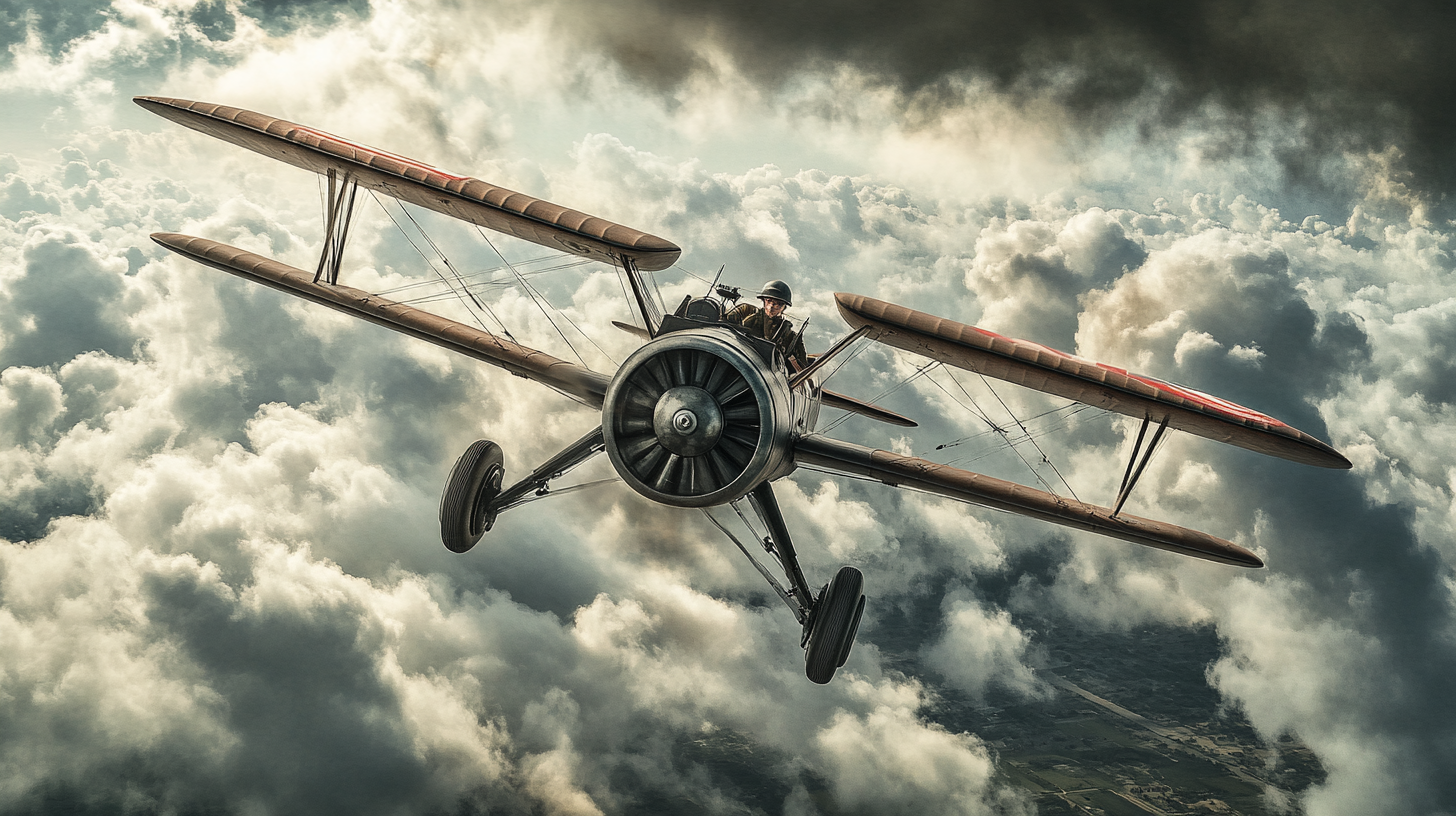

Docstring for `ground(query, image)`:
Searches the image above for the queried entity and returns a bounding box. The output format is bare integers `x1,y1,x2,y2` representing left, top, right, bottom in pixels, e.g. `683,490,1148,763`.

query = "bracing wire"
808,337,1086,499
917,369,1058,496
672,263,715,287
931,406,1094,478
614,265,636,329
473,224,620,368
702,507,797,614
935,366,1000,432
369,191,518,342
395,260,596,309
820,358,938,434
371,193,616,370
928,402,1093,458
375,256,592,301
730,498,771,555
811,330,874,389
970,371,1080,500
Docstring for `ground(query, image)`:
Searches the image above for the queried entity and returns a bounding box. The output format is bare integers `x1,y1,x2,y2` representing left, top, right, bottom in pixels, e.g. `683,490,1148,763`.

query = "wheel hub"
653,385,723,456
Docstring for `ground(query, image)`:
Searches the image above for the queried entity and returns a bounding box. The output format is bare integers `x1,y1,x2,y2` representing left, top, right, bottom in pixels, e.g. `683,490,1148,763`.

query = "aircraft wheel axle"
804,566,866,684
440,440,505,553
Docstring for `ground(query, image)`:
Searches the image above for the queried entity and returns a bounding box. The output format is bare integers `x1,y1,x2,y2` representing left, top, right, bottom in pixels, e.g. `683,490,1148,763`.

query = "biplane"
137,96,1351,684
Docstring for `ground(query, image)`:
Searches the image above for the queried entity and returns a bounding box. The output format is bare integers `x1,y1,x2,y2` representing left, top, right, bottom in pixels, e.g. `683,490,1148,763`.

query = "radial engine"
601,327,816,507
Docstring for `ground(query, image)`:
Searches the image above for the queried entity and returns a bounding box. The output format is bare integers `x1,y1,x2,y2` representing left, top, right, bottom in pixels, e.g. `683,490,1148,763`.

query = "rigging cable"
397,258,595,308
368,191,518,342
920,369,1058,495
820,358,938,434
928,403,1093,461
967,370,1080,501
376,256,592,301
671,263,715,287
474,224,619,368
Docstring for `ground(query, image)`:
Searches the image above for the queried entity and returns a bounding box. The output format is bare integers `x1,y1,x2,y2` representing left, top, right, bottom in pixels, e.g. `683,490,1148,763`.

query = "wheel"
804,566,866,684
439,440,504,554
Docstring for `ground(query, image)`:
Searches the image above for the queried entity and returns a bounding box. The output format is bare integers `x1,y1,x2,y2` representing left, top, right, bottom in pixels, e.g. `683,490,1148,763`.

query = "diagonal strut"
314,168,359,285
1112,414,1170,517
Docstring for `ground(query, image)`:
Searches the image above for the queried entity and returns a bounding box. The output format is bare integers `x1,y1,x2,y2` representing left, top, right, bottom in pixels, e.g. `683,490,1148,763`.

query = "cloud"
563,0,1456,201
1209,576,1452,816
0,226,136,370
2,2,1455,814
922,588,1049,702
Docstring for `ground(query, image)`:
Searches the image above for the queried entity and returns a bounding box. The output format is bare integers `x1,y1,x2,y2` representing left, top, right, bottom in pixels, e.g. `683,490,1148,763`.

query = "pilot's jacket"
725,303,808,369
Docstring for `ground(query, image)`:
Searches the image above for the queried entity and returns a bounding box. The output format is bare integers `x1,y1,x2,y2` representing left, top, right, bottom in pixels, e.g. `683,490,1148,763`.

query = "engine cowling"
602,330,795,507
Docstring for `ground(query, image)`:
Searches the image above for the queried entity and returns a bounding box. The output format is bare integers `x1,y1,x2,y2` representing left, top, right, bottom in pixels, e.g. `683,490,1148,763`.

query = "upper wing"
794,434,1263,567
135,96,682,272
835,293,1350,469
153,233,611,407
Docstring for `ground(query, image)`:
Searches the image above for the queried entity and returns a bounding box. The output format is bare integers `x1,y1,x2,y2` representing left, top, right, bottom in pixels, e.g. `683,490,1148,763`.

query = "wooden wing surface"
835,293,1349,469
794,434,1263,567
153,233,611,407
135,96,681,272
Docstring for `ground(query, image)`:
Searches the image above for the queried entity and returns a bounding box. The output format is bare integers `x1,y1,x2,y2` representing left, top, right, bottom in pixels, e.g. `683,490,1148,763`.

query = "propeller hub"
673,409,698,433
602,332,788,507
654,386,723,456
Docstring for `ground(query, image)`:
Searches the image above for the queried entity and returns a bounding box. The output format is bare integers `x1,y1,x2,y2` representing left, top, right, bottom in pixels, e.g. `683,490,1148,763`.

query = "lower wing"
794,433,1263,567
152,233,611,407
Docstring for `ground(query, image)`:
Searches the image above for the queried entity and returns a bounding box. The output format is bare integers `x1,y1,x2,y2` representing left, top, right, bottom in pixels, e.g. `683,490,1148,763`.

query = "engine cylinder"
602,330,794,507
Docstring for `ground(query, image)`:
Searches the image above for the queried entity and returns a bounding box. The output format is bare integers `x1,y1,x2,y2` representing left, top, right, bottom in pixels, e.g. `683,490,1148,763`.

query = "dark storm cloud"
1226,466,1456,811
1038,200,1456,811
169,277,339,441
576,0,1456,195
0,0,370,66
1383,299,1456,405
0,0,112,61
142,563,437,814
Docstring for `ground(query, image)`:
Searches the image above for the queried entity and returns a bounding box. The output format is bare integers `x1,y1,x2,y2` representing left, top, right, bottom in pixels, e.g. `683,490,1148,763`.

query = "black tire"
804,566,865,684
440,440,504,554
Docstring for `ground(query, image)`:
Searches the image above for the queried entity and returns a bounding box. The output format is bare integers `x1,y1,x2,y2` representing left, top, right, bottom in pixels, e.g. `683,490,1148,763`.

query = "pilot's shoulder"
724,303,757,322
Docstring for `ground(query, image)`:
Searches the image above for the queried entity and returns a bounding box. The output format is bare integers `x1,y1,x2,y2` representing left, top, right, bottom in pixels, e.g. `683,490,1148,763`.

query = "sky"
2,1,1454,814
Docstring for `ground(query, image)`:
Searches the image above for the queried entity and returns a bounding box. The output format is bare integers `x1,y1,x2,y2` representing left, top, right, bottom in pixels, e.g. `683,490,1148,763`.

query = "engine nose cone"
654,386,723,456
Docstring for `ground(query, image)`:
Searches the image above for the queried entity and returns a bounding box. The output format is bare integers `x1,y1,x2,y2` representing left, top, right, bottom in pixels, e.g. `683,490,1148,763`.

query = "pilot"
725,279,808,369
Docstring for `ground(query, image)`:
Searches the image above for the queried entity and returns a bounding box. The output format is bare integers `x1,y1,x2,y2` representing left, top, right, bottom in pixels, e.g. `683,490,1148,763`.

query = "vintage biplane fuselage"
603,319,816,507
139,95,1351,684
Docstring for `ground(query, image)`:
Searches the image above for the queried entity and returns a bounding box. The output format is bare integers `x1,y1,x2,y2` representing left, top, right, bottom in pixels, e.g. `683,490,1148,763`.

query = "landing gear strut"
713,482,867,684
440,427,606,553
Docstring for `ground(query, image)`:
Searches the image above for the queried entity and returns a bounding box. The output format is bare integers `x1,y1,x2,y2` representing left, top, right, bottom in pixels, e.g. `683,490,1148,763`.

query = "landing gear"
706,482,867,684
803,566,866,684
440,427,607,553
440,440,505,553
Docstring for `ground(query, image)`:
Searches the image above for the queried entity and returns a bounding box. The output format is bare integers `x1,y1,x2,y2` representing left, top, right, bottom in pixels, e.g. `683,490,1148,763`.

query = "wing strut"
1112,414,1170,517
747,482,817,620
789,325,870,389
314,168,359,285
621,257,663,338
